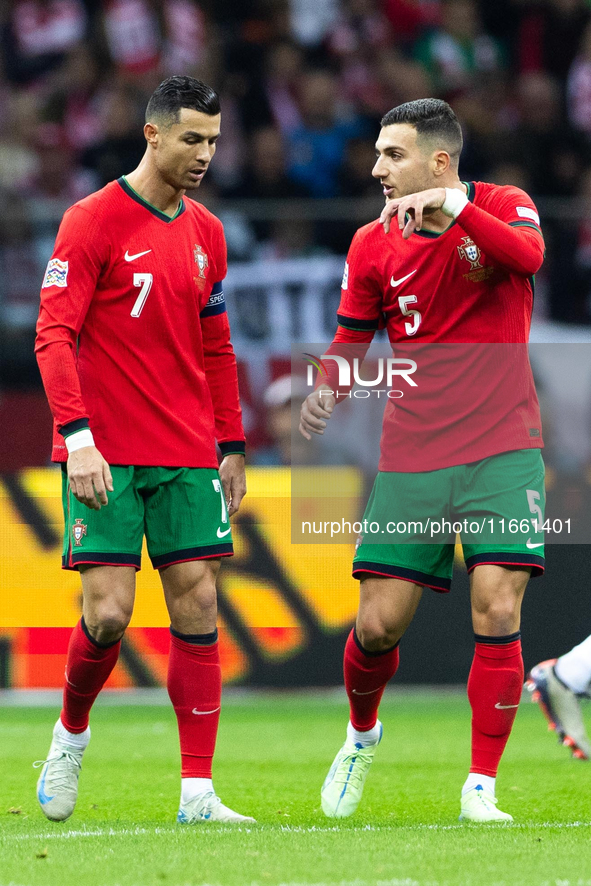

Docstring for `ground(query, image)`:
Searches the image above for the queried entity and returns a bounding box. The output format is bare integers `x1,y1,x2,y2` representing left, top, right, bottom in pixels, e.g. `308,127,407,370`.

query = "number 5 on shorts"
526,488,543,531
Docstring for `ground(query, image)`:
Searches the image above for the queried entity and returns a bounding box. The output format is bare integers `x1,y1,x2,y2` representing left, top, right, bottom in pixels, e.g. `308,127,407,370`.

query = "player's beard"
398,169,435,199
388,172,441,220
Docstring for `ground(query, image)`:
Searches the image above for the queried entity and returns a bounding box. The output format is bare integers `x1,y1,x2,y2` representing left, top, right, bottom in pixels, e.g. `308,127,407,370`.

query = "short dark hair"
380,98,463,165
145,76,220,125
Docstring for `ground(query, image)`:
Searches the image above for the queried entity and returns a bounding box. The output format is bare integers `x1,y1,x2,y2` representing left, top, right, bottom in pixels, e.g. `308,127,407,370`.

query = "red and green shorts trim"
61,465,233,571
352,449,546,591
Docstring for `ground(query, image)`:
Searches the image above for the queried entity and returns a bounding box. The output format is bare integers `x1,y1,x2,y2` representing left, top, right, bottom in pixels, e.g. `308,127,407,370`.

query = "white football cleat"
34,720,89,821
459,785,513,823
526,659,591,760
177,791,255,824
321,722,382,818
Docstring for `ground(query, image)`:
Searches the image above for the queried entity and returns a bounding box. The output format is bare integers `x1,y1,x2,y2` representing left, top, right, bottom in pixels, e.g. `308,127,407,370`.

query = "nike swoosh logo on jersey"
351,687,382,696
124,249,152,262
390,269,417,288
192,707,221,715
495,703,519,709
217,526,231,538
526,539,544,549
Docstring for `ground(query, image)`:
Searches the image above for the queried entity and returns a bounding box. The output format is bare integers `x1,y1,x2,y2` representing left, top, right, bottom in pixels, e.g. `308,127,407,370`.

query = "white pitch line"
1,820,590,843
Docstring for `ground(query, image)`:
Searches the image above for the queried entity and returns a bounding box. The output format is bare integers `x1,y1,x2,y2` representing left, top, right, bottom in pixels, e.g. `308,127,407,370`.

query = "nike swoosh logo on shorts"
390,269,417,288
124,249,152,262
216,526,231,538
192,707,221,715
526,539,544,549
495,703,519,709
351,687,382,696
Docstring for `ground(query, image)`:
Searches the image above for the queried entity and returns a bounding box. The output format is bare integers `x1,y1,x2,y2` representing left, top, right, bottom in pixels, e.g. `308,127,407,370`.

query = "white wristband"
65,428,95,453
441,187,469,219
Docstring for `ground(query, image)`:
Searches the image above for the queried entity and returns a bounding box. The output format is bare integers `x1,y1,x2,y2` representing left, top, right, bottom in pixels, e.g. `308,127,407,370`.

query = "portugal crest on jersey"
457,236,482,270
72,518,87,547
194,245,208,278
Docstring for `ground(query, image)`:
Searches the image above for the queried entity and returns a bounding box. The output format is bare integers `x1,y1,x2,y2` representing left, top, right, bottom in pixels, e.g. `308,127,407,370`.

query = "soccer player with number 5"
34,77,254,825
300,99,546,823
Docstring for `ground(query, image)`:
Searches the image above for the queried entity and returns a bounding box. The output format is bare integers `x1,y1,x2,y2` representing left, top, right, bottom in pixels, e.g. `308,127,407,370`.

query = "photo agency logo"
302,352,418,399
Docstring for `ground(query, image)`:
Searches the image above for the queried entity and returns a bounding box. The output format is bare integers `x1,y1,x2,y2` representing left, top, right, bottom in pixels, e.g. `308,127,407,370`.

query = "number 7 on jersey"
130,272,153,317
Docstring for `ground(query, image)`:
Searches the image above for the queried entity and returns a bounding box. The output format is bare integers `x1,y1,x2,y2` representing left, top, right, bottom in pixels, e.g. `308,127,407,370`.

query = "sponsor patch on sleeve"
341,261,349,290
516,206,540,226
42,258,69,288
199,280,226,318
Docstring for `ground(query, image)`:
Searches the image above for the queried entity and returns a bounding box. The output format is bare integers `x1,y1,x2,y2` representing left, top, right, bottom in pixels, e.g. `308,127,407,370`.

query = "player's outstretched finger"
403,215,415,239
415,202,423,231
397,201,406,231
380,202,396,234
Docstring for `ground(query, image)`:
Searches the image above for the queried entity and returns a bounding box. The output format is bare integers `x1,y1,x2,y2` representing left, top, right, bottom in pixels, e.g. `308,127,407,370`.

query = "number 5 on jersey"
398,295,421,336
131,272,153,317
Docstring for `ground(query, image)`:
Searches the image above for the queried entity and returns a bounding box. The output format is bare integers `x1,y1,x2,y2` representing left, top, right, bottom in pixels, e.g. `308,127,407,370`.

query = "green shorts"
62,465,233,571
353,449,545,592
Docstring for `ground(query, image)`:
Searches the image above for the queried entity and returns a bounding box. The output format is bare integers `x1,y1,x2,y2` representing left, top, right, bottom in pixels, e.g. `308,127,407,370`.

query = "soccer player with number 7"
34,77,254,825
300,99,546,823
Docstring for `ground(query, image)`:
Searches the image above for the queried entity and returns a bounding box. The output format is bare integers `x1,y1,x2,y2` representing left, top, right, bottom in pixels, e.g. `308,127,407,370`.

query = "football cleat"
34,721,89,821
459,786,513,823
320,722,382,818
526,659,591,760
177,792,256,824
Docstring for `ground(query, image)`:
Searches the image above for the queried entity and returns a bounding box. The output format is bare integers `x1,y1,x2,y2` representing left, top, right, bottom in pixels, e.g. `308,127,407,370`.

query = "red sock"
468,634,524,777
344,628,400,731
167,629,222,778
60,618,121,733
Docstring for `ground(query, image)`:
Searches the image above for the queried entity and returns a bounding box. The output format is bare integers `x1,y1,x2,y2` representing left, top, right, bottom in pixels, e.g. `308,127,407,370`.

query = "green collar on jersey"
409,181,475,238
118,176,185,222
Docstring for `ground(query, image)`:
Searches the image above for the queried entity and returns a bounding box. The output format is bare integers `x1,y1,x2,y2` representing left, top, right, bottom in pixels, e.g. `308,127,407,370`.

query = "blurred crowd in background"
3,0,591,471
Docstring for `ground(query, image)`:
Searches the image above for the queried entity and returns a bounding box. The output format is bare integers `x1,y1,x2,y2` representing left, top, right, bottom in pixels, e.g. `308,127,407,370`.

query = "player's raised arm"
35,204,113,510
380,184,544,277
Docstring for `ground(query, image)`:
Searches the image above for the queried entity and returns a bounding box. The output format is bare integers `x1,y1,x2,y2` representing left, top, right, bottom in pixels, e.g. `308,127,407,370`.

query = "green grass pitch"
1,692,591,886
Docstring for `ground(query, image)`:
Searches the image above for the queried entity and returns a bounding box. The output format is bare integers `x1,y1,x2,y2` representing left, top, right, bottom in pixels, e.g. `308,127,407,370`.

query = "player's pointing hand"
380,187,446,237
67,447,114,510
299,386,336,440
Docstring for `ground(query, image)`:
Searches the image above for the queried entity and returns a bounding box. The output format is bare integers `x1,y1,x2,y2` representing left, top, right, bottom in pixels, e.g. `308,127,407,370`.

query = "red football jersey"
329,181,545,471
35,177,245,467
